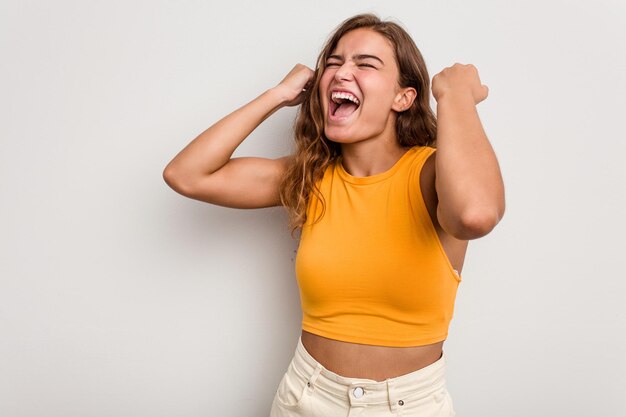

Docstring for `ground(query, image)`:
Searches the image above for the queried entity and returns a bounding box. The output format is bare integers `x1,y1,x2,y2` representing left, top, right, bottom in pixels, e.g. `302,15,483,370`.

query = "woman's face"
319,28,408,144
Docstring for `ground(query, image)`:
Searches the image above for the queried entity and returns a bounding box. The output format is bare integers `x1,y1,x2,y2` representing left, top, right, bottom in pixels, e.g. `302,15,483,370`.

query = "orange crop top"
295,145,462,347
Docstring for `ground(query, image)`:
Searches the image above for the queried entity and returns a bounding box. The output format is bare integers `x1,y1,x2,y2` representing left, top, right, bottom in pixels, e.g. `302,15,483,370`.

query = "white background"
1,1,625,416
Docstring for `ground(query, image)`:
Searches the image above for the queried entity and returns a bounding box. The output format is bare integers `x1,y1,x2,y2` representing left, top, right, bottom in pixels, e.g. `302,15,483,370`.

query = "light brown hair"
279,13,437,238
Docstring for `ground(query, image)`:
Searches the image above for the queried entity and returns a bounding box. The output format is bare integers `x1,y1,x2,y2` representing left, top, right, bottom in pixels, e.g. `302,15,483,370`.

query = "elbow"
163,166,192,196
459,211,498,239
163,166,178,189
441,205,505,240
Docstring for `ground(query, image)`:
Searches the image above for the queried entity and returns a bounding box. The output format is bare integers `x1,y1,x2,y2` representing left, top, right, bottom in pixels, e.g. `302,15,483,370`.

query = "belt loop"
387,378,399,413
307,363,323,390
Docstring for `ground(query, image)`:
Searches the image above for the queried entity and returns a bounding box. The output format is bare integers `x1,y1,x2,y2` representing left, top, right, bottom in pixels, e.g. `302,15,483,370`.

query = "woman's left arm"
431,63,505,240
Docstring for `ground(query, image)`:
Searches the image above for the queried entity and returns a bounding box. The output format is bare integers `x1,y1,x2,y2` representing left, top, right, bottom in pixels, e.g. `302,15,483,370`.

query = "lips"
329,88,361,104
327,88,361,123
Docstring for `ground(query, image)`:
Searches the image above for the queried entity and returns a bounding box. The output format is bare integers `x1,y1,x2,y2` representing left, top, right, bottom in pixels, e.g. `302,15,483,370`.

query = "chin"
323,127,353,143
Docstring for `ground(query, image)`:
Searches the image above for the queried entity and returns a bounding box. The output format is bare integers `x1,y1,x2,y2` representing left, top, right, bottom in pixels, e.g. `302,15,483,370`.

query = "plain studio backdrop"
1,1,625,416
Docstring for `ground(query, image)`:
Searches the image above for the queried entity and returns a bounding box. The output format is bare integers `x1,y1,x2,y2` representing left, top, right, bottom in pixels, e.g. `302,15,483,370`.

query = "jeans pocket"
274,362,309,409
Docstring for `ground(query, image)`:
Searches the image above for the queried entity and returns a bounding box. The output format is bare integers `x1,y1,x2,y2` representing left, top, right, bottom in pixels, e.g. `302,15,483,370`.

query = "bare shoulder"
419,149,469,274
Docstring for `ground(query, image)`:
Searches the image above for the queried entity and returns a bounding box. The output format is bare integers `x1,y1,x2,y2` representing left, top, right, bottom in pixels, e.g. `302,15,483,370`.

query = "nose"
334,62,354,82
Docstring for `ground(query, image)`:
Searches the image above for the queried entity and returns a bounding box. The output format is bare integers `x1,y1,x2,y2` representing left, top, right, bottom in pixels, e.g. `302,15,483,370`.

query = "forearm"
164,87,287,180
434,92,505,238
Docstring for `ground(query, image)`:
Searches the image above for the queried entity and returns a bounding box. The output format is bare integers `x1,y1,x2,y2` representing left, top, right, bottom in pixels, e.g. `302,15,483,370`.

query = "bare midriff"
300,330,445,382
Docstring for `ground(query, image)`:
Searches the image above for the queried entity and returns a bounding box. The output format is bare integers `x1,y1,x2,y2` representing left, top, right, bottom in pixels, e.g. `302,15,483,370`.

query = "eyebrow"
327,54,385,65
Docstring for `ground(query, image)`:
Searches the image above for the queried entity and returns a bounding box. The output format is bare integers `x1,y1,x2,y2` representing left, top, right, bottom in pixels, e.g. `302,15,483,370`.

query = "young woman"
164,13,505,417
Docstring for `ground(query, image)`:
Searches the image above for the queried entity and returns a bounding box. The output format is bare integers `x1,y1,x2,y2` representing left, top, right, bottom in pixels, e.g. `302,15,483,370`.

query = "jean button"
353,387,364,398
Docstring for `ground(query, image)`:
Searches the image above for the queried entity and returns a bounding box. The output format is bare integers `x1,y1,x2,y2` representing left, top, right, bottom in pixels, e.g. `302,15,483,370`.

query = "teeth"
331,91,360,106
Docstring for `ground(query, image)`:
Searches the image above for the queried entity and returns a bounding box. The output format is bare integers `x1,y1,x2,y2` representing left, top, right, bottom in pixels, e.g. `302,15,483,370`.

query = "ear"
391,87,417,112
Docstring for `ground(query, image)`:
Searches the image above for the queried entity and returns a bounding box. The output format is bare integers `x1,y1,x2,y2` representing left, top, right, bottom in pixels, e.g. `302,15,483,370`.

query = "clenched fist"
432,63,489,105
274,64,316,107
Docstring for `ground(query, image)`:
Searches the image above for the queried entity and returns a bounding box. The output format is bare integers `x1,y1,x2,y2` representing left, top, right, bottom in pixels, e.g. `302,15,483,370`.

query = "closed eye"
325,62,375,68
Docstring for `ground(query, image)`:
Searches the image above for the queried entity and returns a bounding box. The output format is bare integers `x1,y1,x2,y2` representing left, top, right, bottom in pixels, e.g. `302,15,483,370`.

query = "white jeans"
270,336,456,417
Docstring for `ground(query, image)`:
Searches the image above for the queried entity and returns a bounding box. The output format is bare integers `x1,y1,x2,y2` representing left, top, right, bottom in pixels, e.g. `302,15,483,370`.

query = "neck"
339,124,407,177
341,139,407,177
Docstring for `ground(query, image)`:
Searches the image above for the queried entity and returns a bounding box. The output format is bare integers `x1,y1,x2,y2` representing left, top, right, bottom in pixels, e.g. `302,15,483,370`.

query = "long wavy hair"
279,13,437,238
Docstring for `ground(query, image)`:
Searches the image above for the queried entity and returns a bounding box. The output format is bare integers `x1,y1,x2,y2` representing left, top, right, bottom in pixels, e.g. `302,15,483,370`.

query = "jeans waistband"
291,336,447,412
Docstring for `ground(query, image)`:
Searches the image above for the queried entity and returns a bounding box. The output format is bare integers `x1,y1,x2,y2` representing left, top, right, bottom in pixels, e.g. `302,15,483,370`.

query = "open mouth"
328,91,361,121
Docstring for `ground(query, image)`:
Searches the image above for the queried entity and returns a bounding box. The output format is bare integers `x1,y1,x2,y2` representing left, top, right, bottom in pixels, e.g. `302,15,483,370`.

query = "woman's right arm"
163,64,314,208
